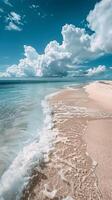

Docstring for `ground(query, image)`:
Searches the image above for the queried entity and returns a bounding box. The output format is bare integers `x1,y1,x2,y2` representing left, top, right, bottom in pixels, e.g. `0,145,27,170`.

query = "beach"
22,81,112,200
1,0,112,199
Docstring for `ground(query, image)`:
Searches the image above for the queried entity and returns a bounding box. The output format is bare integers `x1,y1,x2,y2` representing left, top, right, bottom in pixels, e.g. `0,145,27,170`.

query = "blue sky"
0,0,112,77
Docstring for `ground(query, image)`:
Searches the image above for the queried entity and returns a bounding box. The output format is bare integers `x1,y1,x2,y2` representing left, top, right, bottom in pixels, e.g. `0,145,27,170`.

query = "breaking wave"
0,93,57,200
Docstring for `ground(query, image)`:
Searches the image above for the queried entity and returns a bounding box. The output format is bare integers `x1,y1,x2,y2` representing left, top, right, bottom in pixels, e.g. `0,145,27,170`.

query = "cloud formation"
5,12,23,31
0,8,4,13
87,0,112,53
3,0,13,7
29,4,39,9
1,0,112,77
86,65,106,76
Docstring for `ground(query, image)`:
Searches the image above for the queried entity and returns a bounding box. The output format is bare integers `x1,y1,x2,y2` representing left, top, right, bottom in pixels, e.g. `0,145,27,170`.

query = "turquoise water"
0,82,79,200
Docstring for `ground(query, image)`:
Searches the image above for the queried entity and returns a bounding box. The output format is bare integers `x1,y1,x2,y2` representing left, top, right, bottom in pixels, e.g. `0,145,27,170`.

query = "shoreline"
21,81,112,200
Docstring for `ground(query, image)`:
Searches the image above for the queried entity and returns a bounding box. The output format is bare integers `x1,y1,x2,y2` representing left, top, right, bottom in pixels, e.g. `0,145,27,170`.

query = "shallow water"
0,82,79,200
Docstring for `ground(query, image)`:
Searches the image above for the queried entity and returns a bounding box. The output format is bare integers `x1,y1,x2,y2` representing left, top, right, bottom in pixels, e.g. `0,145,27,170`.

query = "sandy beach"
21,81,112,200
85,81,112,199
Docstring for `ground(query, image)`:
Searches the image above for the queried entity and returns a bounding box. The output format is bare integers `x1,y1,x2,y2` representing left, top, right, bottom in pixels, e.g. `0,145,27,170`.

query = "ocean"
0,75,111,200
0,81,80,200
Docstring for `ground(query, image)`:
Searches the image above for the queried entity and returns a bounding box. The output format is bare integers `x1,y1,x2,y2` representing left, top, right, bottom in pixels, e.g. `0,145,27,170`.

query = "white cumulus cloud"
87,0,112,53
86,65,106,76
0,8,4,13
5,21,22,31
1,0,112,77
29,4,39,9
5,12,23,31
3,0,13,7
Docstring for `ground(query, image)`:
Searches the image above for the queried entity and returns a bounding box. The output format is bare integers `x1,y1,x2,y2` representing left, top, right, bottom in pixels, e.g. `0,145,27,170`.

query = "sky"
0,0,112,77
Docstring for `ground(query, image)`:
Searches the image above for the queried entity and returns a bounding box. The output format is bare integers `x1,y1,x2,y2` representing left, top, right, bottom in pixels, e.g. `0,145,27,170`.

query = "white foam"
44,89,63,100
0,93,57,200
62,196,74,200
42,184,57,199
58,169,67,182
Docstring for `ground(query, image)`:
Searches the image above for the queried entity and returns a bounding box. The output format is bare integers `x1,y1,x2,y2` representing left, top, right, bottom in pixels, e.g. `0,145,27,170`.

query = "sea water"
0,81,79,200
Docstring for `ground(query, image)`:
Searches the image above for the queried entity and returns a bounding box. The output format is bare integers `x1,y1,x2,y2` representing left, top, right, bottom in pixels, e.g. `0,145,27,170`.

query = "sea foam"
0,93,57,200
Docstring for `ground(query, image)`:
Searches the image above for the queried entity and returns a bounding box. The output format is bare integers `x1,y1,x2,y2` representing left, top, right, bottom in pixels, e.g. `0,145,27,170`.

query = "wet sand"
21,81,112,200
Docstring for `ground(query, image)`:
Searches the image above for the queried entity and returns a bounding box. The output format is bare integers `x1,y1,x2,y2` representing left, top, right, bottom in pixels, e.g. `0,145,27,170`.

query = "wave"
0,92,58,200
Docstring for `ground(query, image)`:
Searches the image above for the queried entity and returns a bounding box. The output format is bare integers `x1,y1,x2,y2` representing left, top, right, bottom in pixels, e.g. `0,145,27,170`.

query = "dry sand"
21,81,112,200
85,81,112,112
84,81,112,199
85,119,112,200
